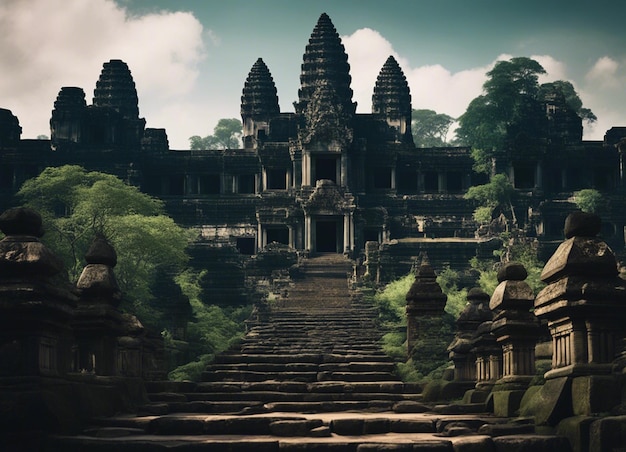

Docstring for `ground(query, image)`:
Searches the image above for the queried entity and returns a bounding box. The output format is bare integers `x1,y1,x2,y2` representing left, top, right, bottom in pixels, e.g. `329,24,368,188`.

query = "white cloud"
586,56,620,88
0,0,206,141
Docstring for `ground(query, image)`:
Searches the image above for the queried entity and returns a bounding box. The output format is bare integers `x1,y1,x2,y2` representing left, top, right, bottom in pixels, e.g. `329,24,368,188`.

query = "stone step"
181,391,421,403
205,362,396,373
212,353,391,364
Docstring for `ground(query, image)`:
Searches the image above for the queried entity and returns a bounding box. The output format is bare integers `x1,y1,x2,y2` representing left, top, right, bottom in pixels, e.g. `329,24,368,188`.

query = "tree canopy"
18,165,193,325
411,109,454,147
456,57,595,161
189,118,243,150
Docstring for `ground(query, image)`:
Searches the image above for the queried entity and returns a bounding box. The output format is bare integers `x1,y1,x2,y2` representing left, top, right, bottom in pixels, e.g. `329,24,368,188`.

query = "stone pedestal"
489,262,540,416
529,212,626,423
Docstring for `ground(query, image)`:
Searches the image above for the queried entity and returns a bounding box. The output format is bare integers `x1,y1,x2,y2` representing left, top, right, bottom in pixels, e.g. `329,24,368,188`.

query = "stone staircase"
44,254,572,451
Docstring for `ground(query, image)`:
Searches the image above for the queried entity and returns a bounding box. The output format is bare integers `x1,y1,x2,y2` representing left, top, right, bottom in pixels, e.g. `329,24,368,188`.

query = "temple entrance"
315,219,341,253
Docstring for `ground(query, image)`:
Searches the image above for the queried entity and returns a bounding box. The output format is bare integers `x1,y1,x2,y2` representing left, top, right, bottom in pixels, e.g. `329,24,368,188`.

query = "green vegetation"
18,165,192,327
189,118,243,150
169,270,251,381
456,57,594,165
464,173,516,227
573,188,605,214
411,109,454,147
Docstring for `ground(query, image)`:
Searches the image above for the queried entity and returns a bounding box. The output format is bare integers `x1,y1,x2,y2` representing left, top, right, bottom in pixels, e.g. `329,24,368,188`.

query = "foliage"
465,173,516,227
189,118,243,150
372,273,414,325
18,165,192,326
381,331,407,361
538,81,597,124
411,109,454,147
456,57,594,159
573,189,605,214
436,267,468,319
408,314,455,376
169,270,251,381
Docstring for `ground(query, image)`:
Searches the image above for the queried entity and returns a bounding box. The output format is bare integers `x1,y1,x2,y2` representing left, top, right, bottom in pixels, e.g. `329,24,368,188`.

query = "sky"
2,0,626,149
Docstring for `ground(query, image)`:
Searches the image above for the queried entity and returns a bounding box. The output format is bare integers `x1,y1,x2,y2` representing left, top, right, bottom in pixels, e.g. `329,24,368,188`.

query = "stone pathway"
45,254,572,451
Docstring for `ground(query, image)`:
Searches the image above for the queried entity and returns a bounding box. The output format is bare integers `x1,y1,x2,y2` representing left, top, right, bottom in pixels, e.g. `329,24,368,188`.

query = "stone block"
571,375,619,416
269,420,312,436
462,388,489,404
450,435,495,452
589,415,626,452
492,390,526,417
392,400,430,413
330,418,364,435
556,415,595,452
492,434,572,452
389,418,435,433
518,377,572,426
363,418,390,434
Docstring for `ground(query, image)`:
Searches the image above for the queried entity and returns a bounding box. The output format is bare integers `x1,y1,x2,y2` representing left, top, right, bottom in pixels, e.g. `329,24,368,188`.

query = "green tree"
189,118,242,150
411,109,454,147
18,165,192,325
456,57,594,170
573,188,605,214
464,173,516,226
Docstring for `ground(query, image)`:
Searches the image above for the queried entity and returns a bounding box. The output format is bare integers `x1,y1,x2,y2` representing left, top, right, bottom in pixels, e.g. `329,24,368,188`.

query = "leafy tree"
18,165,192,325
464,173,516,226
456,57,594,165
189,118,243,150
411,109,454,147
573,188,605,213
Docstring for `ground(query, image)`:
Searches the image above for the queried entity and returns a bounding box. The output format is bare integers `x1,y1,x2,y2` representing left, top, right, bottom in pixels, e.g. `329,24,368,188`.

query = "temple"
1,13,626,283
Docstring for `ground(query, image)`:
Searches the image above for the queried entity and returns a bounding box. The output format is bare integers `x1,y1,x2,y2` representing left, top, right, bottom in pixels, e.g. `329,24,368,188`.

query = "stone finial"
540,212,616,283
490,262,534,311
85,235,117,267
76,236,121,306
405,254,446,309
496,262,528,282
564,211,601,239
0,207,44,237
0,207,64,278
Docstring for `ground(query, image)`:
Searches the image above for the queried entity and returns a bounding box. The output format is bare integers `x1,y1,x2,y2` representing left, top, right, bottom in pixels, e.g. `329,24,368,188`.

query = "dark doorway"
315,157,338,184
316,220,339,252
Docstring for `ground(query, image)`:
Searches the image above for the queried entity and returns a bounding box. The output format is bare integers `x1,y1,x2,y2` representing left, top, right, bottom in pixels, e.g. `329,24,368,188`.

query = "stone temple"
1,12,626,284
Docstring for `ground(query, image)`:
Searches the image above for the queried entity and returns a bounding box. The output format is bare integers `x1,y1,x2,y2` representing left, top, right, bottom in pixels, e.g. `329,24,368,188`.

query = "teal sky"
2,0,626,148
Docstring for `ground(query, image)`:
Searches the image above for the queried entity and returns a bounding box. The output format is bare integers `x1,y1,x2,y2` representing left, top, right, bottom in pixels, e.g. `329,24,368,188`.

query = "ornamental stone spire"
93,59,141,120
296,13,355,116
372,56,413,144
241,58,280,119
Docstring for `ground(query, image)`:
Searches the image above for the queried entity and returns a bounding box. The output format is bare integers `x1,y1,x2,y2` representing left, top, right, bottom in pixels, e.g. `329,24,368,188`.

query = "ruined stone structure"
1,13,626,286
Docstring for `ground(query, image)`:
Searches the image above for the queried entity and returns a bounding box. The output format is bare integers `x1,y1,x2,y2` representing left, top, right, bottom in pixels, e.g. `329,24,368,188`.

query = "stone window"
363,228,380,243
267,169,287,190
397,170,417,192
169,174,185,195
314,156,338,184
266,227,289,245
447,171,464,193
423,171,438,192
373,168,392,189
237,174,256,194
199,175,220,194
236,237,256,255
513,165,535,189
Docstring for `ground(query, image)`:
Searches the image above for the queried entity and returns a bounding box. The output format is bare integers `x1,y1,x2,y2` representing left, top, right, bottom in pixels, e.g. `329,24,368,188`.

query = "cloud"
585,56,621,89
0,0,207,140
